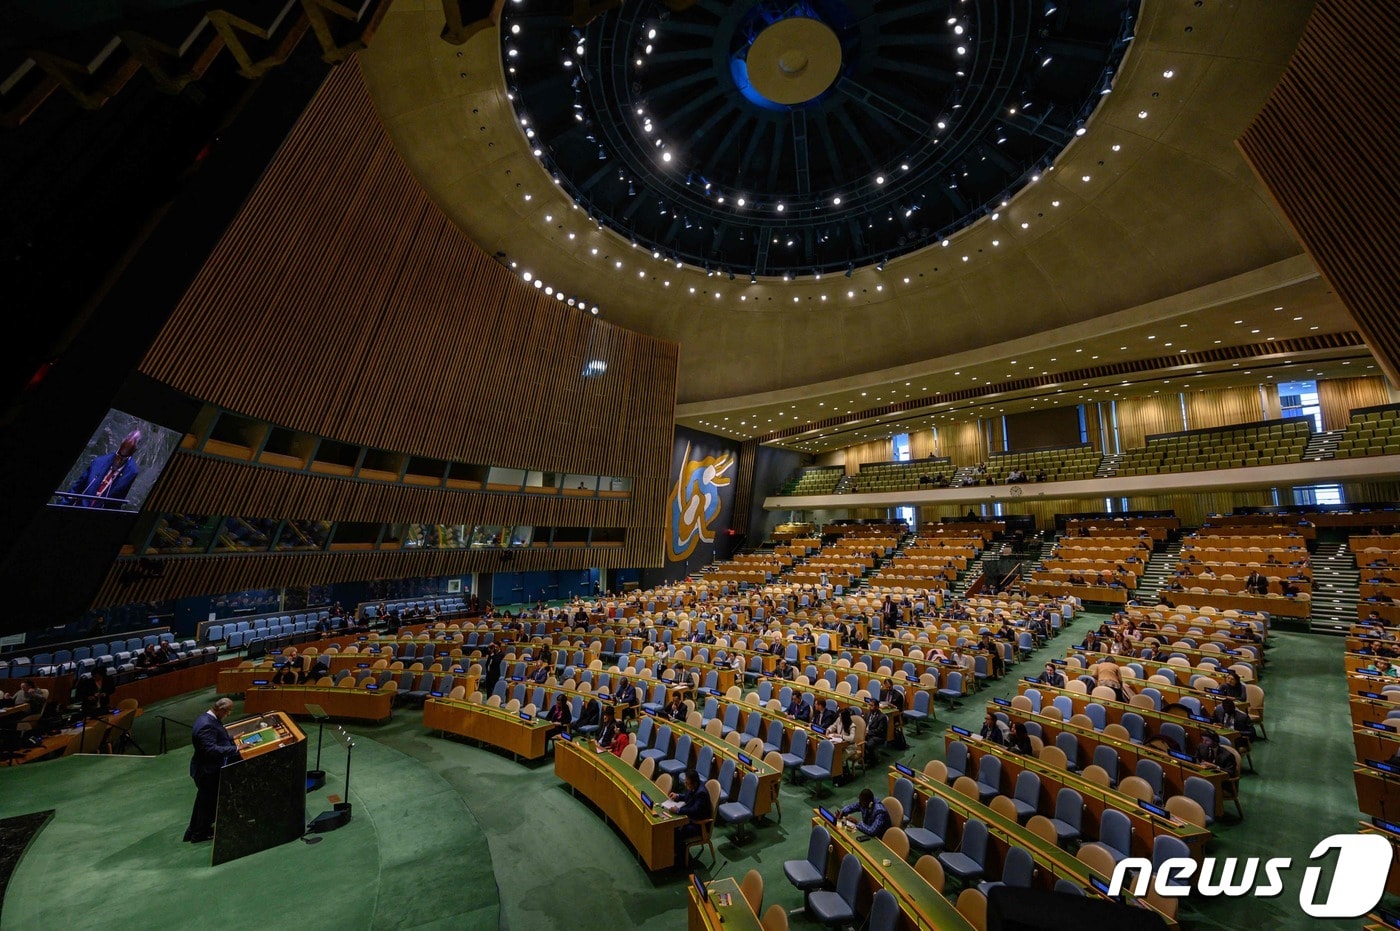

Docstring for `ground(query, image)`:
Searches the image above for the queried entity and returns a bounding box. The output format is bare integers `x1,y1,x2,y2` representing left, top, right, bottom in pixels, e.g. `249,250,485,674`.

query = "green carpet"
0,610,1378,929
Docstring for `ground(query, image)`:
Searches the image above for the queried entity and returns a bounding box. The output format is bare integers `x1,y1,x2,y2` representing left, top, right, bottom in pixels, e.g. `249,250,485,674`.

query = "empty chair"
978,845,1035,897
1092,745,1119,786
882,827,910,860
914,854,945,891
798,740,836,797
807,853,861,928
903,690,933,734
716,759,737,799
640,724,672,766
1120,712,1146,744
1159,721,1187,752
1135,759,1164,802
955,889,988,929
720,703,742,737
1083,704,1107,732
937,671,964,708
1095,809,1133,863
761,719,786,757
938,818,989,887
1054,879,1086,896
656,733,695,780
906,796,950,855
946,740,969,783
1055,732,1080,771
867,889,899,931
1052,696,1074,720
1185,774,1218,826
718,772,760,843
892,777,916,827
780,729,809,779
1153,835,1193,893
1010,770,1041,823
973,754,1001,803
1049,788,1083,845
783,826,831,910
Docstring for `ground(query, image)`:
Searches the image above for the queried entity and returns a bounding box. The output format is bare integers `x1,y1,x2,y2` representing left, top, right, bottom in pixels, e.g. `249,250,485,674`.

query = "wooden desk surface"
1354,762,1400,820
889,768,1180,928
818,813,976,931
423,697,552,759
556,737,683,871
243,685,393,722
686,876,763,931
1026,582,1130,605
1158,592,1310,619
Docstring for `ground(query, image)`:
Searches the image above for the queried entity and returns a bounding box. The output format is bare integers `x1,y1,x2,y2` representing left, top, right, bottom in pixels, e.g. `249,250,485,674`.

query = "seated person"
272,648,305,685
1009,722,1034,755
772,658,795,681
787,694,813,723
614,677,639,720
529,661,550,684
1195,730,1238,778
596,709,628,754
670,769,713,868
839,788,892,839
11,681,44,714
1220,670,1247,701
75,669,114,717
814,700,839,730
1210,697,1255,741
663,693,689,722
1037,662,1066,688
980,712,1010,746
544,694,572,731
878,679,905,710
864,698,889,760
134,644,165,669
576,697,602,733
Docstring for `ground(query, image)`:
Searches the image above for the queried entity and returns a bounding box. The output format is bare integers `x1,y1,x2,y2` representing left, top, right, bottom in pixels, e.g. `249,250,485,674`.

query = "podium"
212,711,307,866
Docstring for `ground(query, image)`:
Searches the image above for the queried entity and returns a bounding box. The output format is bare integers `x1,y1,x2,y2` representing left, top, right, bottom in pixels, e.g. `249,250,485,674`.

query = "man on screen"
66,429,142,509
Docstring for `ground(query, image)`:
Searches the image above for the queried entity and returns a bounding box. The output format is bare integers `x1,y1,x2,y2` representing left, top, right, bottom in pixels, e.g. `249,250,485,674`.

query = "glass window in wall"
148,513,220,554
471,526,505,548
1293,484,1344,506
893,434,911,461
508,526,533,547
274,520,331,551
214,517,278,552
1278,380,1322,432
599,476,632,495
401,524,470,549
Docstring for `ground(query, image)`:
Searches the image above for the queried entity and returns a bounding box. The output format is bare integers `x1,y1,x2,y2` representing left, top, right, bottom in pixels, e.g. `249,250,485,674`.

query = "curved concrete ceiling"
358,1,1324,407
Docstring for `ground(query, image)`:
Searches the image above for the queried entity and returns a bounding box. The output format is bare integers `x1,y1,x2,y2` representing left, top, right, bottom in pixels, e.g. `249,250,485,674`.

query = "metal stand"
304,704,329,792
307,727,353,833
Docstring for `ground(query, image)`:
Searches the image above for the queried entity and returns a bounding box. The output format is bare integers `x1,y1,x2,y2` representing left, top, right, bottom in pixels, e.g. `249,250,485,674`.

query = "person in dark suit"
787,694,812,723
185,698,240,842
670,769,712,867
66,429,142,509
481,645,506,698
1037,663,1066,688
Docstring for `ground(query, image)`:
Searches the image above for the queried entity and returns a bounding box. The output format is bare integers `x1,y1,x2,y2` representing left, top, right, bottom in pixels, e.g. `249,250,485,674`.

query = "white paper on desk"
661,799,683,812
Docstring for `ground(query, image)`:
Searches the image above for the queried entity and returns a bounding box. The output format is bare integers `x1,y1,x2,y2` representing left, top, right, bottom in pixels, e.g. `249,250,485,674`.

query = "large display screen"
51,409,181,512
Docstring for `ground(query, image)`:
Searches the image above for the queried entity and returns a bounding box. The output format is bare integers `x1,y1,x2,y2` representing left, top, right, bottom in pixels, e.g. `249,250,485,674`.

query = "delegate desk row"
1157,592,1309,619
1011,682,1242,750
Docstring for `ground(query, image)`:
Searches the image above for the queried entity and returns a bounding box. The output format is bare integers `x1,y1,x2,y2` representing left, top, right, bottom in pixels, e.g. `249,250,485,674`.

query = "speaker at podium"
212,711,308,866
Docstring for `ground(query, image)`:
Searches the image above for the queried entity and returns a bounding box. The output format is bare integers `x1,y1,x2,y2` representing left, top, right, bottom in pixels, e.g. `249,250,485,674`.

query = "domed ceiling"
501,0,1137,276
358,1,1325,406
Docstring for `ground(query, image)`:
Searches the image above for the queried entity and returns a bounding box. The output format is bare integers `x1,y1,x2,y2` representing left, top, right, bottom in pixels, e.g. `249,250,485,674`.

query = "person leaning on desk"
787,694,812,723
839,788,891,839
669,769,712,868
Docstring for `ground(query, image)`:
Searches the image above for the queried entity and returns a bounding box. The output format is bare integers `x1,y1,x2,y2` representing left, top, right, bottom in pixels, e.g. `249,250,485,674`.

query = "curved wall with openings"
114,61,678,609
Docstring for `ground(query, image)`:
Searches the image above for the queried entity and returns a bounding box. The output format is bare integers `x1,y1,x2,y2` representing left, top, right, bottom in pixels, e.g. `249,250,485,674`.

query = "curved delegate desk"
555,735,683,871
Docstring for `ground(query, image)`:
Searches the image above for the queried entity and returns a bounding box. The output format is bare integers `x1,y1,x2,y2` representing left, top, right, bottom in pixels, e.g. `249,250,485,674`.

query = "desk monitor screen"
1362,690,1385,699
1189,713,1211,724
951,725,972,737
738,752,753,767
1168,750,1194,764
1379,908,1400,930
1087,876,1120,901
812,724,826,736
1052,659,1067,666
1367,758,1398,774
643,708,656,716
1025,677,1041,684
1137,799,1172,819
365,683,379,690
510,676,524,682
691,872,708,904
357,663,370,669
895,763,915,778
1204,687,1226,695
1373,817,1400,835
558,731,572,742
818,807,837,826
640,792,654,810
1366,721,1398,733
994,697,1011,706
519,712,532,721
429,691,444,698
252,679,270,686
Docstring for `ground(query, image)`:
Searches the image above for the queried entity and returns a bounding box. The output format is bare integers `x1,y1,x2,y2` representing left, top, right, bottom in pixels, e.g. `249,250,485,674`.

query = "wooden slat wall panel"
139,58,678,479
731,440,757,535
146,453,642,527
1237,0,1400,388
93,546,639,608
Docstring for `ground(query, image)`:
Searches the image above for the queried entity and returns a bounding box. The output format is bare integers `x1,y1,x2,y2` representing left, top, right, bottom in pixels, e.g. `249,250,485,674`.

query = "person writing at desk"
1038,662,1066,688
879,678,905,710
670,769,712,868
1195,731,1237,779
787,693,812,723
184,698,240,843
839,788,892,839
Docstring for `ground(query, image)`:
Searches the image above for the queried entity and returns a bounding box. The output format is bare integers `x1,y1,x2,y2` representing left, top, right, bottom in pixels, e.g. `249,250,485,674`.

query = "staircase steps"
1095,453,1123,478
1303,430,1344,462
1309,540,1360,635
